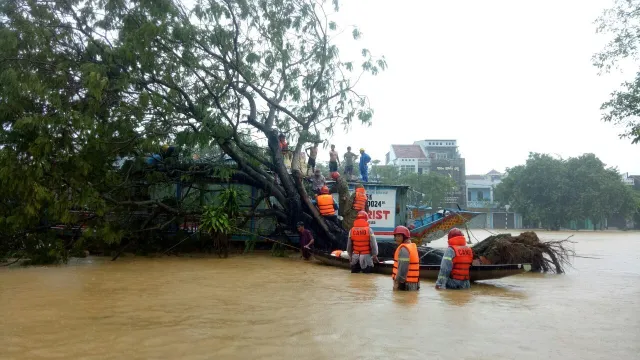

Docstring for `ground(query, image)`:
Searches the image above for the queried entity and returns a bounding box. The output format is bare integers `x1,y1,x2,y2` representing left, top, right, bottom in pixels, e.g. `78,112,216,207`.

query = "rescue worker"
435,228,473,290
352,184,367,211
391,225,420,291
315,186,339,225
346,211,379,273
359,148,371,182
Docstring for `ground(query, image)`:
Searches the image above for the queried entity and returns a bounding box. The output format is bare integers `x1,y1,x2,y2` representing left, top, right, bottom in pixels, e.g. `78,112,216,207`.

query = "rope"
229,225,301,251
162,230,202,255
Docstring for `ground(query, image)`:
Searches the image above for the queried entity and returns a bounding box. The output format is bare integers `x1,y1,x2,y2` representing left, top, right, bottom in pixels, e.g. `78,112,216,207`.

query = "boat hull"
311,250,530,282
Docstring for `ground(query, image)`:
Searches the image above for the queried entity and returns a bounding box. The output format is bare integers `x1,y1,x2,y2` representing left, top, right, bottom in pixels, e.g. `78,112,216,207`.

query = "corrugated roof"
391,144,426,159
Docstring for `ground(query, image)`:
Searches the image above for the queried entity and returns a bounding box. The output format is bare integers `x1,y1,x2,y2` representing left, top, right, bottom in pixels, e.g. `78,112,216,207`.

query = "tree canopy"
594,0,640,143
0,0,385,262
494,153,638,229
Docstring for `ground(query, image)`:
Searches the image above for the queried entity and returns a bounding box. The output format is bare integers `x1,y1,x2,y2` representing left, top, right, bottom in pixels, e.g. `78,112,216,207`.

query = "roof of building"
391,144,426,159
486,169,502,176
466,175,485,180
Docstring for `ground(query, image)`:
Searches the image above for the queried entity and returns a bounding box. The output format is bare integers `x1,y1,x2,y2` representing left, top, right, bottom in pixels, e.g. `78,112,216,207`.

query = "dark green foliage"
0,0,385,262
594,0,640,143
495,153,639,229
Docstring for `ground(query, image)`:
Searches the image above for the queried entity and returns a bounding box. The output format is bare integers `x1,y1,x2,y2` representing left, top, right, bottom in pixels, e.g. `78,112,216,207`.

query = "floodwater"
1,230,639,360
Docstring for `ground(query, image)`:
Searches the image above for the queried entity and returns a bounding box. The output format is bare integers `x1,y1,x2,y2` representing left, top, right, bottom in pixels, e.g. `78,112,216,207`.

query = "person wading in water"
346,211,379,273
297,222,315,261
435,228,473,290
392,226,420,291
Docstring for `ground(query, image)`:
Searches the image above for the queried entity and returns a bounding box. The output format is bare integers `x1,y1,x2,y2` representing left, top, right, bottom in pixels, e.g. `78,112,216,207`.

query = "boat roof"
325,180,410,189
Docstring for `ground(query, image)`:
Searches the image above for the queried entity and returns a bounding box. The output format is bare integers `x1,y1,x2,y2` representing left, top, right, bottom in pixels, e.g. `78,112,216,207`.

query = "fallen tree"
0,0,385,262
471,232,575,273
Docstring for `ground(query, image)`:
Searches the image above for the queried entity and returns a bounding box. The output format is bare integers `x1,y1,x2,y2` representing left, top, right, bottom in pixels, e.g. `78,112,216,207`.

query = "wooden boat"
410,208,482,245
311,250,531,282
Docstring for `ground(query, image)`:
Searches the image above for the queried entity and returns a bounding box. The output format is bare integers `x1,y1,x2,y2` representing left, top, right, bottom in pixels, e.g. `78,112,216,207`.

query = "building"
465,170,523,229
415,139,466,207
385,144,429,174
385,139,467,207
621,172,636,187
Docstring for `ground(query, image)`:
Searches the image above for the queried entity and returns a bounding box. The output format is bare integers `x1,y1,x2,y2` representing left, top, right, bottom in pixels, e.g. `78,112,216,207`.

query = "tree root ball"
471,231,575,273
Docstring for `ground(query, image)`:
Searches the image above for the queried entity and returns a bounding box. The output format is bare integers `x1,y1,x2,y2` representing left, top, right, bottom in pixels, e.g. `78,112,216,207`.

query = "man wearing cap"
359,148,371,182
297,221,315,260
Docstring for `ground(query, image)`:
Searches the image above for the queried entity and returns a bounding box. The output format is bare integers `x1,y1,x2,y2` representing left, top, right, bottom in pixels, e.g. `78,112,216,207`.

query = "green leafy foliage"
0,0,383,261
594,0,640,143
495,153,639,229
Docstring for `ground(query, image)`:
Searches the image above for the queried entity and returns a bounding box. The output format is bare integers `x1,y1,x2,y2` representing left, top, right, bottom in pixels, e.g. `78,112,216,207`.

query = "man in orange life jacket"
315,185,339,226
351,184,368,212
392,226,420,291
435,228,473,290
346,211,379,273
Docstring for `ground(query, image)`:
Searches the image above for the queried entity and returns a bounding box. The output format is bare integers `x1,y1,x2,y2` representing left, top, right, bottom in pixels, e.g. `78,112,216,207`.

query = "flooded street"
1,230,639,360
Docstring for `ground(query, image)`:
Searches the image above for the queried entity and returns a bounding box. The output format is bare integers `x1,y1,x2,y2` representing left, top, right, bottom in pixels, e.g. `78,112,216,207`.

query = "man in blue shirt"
359,148,371,182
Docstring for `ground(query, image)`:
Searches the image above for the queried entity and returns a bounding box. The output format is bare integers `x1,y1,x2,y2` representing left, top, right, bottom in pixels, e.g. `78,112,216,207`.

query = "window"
400,165,415,174
477,191,484,200
436,153,448,160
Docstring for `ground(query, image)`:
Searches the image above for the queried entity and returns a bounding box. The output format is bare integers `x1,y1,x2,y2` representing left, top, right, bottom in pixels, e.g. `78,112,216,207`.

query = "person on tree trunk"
310,169,326,195
329,144,340,172
435,228,473,290
315,186,340,227
392,226,420,291
278,133,291,170
297,222,314,261
359,148,371,182
351,184,368,212
343,146,358,180
305,143,318,176
347,211,379,273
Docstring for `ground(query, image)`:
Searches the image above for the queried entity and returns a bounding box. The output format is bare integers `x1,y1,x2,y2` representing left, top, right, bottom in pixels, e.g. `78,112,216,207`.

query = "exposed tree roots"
471,232,575,273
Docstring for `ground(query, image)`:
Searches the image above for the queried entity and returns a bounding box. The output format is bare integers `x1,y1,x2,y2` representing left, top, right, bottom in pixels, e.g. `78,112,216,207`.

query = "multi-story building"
385,139,466,207
385,144,429,174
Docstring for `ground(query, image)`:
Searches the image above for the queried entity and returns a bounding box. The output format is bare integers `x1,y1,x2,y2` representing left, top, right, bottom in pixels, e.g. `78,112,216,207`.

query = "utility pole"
505,204,511,230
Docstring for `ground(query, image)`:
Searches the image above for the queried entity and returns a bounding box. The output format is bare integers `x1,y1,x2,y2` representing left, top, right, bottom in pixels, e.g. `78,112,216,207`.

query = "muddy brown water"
1,230,639,360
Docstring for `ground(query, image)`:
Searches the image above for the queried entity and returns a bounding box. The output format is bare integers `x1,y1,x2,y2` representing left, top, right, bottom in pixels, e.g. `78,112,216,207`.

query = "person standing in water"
297,221,315,260
435,228,473,290
391,226,420,291
329,144,340,173
346,211,379,273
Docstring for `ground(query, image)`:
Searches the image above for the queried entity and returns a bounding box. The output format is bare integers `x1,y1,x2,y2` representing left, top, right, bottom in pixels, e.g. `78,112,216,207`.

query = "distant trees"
495,153,639,230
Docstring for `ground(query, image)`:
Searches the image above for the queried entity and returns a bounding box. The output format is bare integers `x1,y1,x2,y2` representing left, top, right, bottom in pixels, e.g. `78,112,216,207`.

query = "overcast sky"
311,0,639,176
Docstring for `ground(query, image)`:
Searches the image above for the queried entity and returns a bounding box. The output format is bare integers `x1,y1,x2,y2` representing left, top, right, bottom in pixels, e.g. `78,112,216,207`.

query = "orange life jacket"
392,242,420,283
352,188,367,211
350,219,371,255
316,194,335,216
331,250,343,257
448,235,473,281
